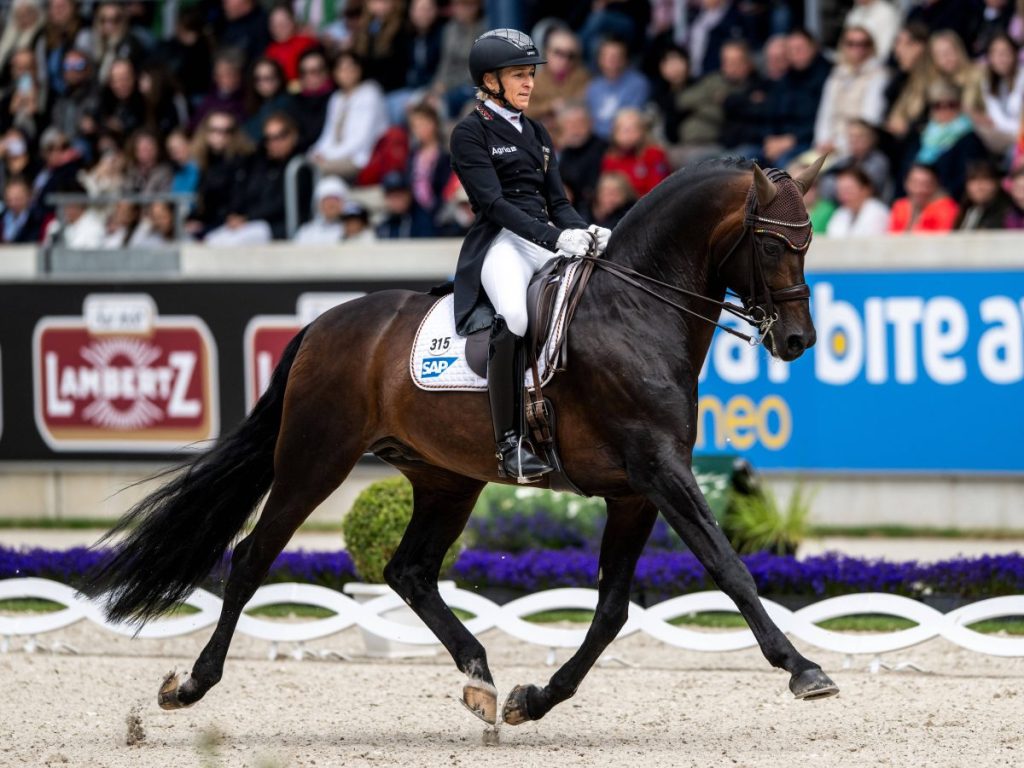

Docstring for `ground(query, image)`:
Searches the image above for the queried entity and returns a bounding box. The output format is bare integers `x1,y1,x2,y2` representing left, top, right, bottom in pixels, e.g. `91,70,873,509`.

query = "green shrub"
341,476,461,582
723,484,813,555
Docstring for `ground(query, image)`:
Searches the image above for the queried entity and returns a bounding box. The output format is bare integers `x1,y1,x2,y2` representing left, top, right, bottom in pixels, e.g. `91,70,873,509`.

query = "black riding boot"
487,316,553,483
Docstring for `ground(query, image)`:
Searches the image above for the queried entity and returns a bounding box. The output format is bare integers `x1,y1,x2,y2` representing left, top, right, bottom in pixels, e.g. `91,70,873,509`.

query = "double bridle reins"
575,172,812,347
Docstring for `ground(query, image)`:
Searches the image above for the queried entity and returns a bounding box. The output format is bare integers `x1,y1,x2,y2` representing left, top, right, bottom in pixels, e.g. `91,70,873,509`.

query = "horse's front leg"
631,451,839,700
502,496,657,725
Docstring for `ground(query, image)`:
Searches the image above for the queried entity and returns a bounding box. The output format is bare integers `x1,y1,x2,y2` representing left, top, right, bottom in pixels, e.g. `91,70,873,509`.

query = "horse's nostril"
786,334,805,354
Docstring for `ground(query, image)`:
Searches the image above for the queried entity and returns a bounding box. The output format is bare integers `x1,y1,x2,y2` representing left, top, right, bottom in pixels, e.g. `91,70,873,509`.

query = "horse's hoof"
790,667,839,701
502,684,538,726
461,679,498,725
158,670,196,710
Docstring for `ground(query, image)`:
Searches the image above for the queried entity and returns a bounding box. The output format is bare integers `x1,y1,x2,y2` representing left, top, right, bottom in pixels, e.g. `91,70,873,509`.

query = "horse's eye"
764,240,783,257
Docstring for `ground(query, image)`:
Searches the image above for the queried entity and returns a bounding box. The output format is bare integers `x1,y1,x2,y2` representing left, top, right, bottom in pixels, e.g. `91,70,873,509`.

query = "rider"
450,28,612,484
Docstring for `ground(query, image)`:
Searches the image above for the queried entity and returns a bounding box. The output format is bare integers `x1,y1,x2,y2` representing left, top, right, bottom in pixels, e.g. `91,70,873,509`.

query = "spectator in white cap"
293,175,349,244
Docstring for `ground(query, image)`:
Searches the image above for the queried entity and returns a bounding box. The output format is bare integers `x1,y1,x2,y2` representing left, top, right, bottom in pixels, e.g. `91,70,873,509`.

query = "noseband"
576,167,813,347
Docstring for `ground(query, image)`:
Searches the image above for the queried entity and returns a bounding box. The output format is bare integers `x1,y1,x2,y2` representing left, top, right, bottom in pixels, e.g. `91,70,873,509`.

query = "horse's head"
716,157,825,361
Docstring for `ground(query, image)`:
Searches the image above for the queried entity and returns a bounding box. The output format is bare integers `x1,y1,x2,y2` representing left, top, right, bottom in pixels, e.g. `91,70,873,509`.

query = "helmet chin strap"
482,71,521,113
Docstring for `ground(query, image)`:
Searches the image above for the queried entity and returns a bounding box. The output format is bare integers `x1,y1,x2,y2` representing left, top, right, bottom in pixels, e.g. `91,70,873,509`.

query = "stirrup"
496,434,552,484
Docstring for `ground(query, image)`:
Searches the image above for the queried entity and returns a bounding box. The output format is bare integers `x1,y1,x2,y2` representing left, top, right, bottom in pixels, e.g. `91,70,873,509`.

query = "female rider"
450,28,611,484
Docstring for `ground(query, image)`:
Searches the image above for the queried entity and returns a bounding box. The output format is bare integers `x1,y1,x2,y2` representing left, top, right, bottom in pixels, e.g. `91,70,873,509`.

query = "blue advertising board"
697,270,1024,473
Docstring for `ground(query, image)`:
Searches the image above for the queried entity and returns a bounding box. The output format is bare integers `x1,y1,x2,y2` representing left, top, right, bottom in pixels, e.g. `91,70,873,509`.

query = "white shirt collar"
484,99,523,133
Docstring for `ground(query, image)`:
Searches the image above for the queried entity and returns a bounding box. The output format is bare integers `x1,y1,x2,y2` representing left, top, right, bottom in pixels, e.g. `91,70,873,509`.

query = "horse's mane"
611,156,753,243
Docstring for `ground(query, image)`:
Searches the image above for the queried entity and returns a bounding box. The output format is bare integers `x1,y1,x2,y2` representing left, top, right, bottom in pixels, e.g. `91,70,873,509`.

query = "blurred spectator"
293,0,344,36
674,39,759,163
0,175,41,242
721,46,773,153
884,22,935,145
387,0,444,124
601,108,669,197
527,27,589,127
586,36,651,140
206,112,304,244
429,0,485,118
825,165,890,236
128,200,184,247
216,0,270,63
342,201,375,242
908,0,985,53
1004,166,1024,227
928,31,984,115
376,170,433,237
192,48,247,129
813,26,888,157
41,0,90,99
0,127,39,189
351,0,411,93
102,199,141,247
590,170,636,228
294,174,347,243
166,128,198,196
289,48,333,151
684,0,745,78
974,0,1016,58
970,33,1024,156
139,62,187,136
91,1,147,84
954,159,1012,229
190,110,253,235
435,178,474,236
577,0,650,66
31,126,81,217
158,8,213,107
908,81,987,199
50,49,98,151
557,102,607,218
843,0,900,61
244,57,291,142
1,48,47,140
265,3,318,86
309,51,388,181
125,128,172,194
44,179,105,247
98,58,146,140
819,119,891,202
888,162,959,232
77,144,125,199
0,0,45,83
648,41,691,146
406,101,449,236
760,29,830,165
760,34,789,82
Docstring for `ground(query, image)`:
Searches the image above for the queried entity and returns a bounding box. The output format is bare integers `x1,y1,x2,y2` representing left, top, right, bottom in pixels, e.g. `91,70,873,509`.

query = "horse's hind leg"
381,469,495,721
502,496,657,725
159,407,365,709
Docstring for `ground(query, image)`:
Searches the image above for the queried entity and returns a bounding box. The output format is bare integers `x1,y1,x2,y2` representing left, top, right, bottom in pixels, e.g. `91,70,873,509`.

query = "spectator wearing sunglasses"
526,28,589,126
189,110,253,236
907,80,986,200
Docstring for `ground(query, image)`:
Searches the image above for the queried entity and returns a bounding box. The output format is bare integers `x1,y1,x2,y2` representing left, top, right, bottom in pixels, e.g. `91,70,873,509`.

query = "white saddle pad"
410,262,579,392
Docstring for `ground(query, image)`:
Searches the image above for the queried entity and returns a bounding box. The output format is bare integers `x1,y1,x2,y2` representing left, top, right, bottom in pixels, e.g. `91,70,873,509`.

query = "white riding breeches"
480,228,558,337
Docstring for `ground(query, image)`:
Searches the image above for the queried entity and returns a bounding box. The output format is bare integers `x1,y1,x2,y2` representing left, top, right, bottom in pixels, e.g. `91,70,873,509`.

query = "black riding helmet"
469,28,546,109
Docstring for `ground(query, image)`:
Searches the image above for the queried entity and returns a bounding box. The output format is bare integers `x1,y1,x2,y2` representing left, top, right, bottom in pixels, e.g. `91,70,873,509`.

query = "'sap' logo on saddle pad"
421,357,458,379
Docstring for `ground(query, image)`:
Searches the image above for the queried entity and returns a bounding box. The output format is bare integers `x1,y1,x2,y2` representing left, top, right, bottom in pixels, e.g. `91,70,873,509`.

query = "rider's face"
497,66,535,111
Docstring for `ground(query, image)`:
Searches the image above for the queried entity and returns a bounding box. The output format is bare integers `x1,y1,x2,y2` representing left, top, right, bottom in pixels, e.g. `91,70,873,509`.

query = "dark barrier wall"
0,280,433,461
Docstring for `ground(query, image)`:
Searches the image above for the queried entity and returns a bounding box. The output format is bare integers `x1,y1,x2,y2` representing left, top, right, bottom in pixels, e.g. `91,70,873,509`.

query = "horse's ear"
752,164,777,207
793,154,828,193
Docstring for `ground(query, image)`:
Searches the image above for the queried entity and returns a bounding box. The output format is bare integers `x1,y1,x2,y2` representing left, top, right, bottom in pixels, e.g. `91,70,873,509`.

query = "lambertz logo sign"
33,294,219,451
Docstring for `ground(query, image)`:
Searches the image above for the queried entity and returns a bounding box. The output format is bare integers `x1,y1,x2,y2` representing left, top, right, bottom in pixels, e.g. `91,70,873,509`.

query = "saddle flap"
465,329,490,379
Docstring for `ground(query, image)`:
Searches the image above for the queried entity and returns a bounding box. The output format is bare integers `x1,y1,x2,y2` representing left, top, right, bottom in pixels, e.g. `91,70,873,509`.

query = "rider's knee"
502,308,528,337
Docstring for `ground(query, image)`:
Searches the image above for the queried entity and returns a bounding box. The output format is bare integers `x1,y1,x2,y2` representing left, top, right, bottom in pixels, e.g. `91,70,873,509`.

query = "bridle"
575,169,812,347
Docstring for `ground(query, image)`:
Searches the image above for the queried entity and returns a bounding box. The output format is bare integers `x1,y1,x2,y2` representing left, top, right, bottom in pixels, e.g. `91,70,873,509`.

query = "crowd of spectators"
2,0,1024,249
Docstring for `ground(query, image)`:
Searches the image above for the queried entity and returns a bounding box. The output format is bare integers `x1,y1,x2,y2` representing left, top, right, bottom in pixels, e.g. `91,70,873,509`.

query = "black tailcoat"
450,102,587,335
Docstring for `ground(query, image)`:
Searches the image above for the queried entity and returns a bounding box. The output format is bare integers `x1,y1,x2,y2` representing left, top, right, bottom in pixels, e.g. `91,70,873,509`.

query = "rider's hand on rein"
556,228,595,257
586,224,611,255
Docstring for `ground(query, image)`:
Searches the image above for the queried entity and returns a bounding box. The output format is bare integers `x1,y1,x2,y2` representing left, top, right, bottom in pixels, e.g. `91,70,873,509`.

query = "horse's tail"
80,326,310,626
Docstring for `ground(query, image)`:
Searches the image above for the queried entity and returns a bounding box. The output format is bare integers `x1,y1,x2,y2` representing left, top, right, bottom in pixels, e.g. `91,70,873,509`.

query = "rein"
576,176,812,347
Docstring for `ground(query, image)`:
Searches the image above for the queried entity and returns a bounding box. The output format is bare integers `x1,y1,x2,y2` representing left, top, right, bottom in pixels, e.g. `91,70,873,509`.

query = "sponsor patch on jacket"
491,145,518,156
542,145,551,172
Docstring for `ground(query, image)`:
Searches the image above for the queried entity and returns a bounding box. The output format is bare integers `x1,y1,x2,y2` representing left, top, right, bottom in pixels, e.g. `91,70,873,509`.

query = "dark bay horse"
83,156,838,727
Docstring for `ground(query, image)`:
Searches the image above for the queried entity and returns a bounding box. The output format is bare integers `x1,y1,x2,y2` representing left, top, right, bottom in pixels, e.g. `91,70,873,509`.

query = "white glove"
556,228,594,256
587,224,611,255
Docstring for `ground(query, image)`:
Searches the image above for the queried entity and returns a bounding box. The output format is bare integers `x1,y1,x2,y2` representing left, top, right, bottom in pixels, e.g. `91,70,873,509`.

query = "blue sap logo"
421,357,458,379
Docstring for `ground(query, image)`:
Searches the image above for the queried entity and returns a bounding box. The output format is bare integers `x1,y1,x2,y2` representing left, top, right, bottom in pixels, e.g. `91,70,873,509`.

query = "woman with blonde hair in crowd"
526,27,589,127
188,110,253,236
90,0,145,84
124,128,172,194
600,108,670,198
928,30,984,113
350,0,410,94
885,21,934,142
0,0,45,80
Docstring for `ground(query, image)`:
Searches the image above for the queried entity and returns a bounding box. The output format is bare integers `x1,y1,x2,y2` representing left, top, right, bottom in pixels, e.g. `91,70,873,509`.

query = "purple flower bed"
3,546,1022,602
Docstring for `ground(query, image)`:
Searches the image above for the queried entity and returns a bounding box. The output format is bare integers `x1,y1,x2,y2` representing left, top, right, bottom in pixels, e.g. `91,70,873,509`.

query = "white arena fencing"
2,578,1023,661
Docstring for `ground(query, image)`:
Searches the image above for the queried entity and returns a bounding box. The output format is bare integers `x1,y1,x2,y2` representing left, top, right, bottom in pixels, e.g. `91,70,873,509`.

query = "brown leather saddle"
463,256,595,495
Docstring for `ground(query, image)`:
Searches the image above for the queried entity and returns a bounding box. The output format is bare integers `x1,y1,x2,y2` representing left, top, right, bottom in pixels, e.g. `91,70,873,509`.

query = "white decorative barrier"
2,578,1023,658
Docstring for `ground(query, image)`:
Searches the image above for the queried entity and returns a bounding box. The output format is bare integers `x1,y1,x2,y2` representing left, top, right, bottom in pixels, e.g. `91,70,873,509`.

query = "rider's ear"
752,164,777,207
